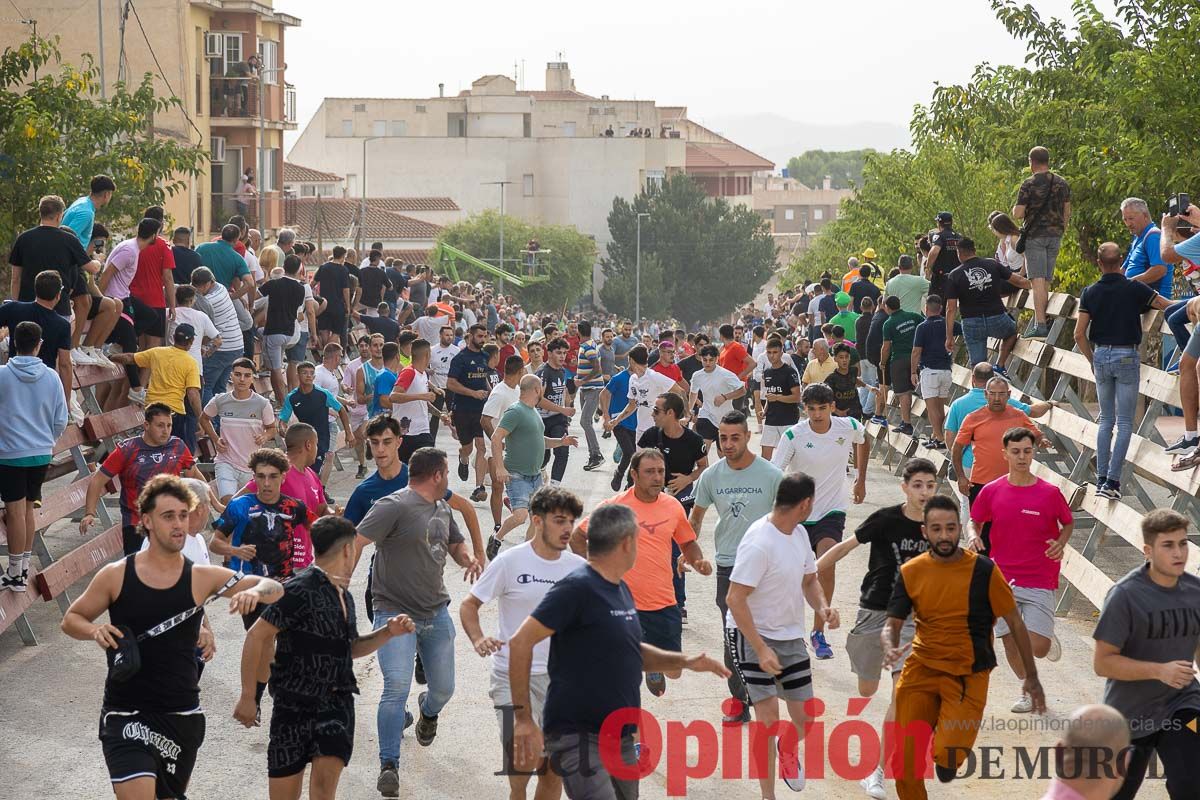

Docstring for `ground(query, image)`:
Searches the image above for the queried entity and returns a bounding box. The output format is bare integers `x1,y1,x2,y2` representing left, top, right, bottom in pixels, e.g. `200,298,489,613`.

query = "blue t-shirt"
1124,223,1173,299
531,564,643,735
447,347,492,414
912,315,962,371
279,386,342,452
1174,230,1200,264
945,387,1031,472
604,370,637,431
344,467,410,525
61,195,95,246
370,369,398,417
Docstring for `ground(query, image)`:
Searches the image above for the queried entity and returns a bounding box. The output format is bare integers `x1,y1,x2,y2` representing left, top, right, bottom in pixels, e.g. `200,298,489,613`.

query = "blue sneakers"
810,630,833,660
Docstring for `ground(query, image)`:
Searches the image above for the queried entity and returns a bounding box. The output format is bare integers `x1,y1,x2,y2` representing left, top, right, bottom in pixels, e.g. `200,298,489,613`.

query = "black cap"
935,211,953,223
173,323,196,342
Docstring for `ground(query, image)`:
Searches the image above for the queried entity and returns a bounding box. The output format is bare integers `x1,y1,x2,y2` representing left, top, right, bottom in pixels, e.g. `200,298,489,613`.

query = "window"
784,208,795,221
222,34,242,75
257,40,278,83
388,120,407,137
415,104,427,114
284,87,297,123
341,119,353,137
300,184,315,197
562,121,576,137
813,208,824,221
260,148,279,191
346,173,358,196
353,103,366,113
522,174,534,197
372,120,386,138
645,169,664,192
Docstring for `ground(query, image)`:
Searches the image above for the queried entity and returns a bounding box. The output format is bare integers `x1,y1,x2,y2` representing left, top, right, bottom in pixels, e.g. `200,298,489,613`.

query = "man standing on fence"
970,427,1071,713
1014,146,1072,340
942,238,1030,379
1074,241,1173,499
1093,509,1200,799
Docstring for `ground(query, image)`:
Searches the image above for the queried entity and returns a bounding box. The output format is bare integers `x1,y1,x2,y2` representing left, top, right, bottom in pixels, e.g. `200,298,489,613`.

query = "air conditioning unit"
210,136,226,164
204,32,224,59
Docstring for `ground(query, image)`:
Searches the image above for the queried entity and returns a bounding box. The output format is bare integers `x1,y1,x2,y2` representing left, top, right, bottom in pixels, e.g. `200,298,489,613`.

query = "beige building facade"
752,175,853,265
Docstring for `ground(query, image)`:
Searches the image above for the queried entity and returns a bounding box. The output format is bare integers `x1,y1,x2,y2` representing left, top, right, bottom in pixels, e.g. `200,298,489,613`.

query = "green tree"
785,150,874,189
436,209,596,311
0,35,206,282
600,174,776,324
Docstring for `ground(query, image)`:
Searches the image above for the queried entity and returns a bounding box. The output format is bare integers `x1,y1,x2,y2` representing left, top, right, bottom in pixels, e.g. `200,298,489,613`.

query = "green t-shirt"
497,401,545,476
694,455,783,568
882,310,923,364
828,311,862,342
884,274,931,314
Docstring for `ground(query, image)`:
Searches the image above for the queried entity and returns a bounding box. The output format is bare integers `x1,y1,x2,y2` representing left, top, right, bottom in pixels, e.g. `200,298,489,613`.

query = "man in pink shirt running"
243,423,333,570
970,425,1073,714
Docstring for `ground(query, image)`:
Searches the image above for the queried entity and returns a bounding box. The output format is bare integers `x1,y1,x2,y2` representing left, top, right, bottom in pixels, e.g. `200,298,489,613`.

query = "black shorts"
124,297,166,338
0,463,49,503
316,308,346,334
694,417,719,441
99,707,205,799
543,415,569,440
268,698,354,778
888,360,915,394
87,294,105,320
452,410,485,443
242,604,266,632
638,605,683,652
805,512,846,549
398,432,434,464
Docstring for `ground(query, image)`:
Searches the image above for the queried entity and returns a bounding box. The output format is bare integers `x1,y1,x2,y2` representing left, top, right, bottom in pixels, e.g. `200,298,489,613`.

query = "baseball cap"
173,323,196,342
835,291,852,307
935,211,953,223
529,330,546,344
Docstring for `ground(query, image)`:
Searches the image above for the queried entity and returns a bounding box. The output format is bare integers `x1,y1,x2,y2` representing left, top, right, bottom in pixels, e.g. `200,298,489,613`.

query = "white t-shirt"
141,532,211,566
294,279,314,336
244,248,263,284
751,339,767,360
469,541,586,674
483,380,521,420
726,515,817,640
415,314,449,344
807,296,824,327
690,365,744,425
315,364,342,419
627,368,677,437
391,367,431,435
771,416,866,522
171,306,219,374
429,343,461,389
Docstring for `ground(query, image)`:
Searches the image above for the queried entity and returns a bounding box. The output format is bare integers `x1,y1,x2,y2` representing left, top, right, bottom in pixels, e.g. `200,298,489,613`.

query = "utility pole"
635,212,649,329
97,1,106,97
482,180,512,293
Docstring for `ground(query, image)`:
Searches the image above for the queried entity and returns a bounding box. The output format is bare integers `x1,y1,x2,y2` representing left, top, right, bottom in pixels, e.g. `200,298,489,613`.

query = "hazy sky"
281,0,1101,151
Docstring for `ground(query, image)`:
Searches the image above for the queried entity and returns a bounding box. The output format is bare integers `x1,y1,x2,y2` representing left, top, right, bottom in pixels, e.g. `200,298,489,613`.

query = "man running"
718,323,756,415
429,325,460,441
535,337,578,487
971,426,1071,713
884,494,1045,800
279,361,355,477
571,448,713,697
509,503,729,799
447,324,493,493
758,337,803,459
1093,509,1200,799
606,345,684,443
63,474,283,800
482,355,525,541
235,516,415,800
814,457,936,799
726,473,841,797
204,357,276,504
687,344,746,444
353,448,483,798
601,364,640,492
386,338,441,466
574,320,607,472
771,383,868,659
460,487,585,800
689,410,782,723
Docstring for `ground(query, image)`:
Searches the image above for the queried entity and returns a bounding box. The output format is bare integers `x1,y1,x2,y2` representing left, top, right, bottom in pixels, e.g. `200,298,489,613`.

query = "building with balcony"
0,0,300,238
287,62,772,299
752,175,854,266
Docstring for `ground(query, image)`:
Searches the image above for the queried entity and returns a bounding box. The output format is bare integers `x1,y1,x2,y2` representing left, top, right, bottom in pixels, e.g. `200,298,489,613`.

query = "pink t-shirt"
970,476,1073,590
244,466,326,569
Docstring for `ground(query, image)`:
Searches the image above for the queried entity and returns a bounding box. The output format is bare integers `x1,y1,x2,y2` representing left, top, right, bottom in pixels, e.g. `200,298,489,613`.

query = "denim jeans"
1165,299,1192,354
374,604,456,765
578,386,604,459
1093,346,1140,483
961,313,1017,369
858,360,879,416
202,348,243,405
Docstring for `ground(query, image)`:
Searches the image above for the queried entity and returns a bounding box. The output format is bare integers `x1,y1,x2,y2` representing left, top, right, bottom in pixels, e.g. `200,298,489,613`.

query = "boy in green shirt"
878,296,923,436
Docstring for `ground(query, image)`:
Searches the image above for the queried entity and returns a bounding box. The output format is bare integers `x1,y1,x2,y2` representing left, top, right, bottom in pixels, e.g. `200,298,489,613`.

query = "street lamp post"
482,180,512,294
635,212,649,329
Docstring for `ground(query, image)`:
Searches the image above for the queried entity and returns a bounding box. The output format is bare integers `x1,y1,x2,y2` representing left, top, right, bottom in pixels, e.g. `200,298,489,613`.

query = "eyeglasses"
651,407,664,415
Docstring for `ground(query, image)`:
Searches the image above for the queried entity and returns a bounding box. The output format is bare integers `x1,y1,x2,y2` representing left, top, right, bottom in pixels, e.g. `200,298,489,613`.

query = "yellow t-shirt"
802,356,837,385
133,346,201,414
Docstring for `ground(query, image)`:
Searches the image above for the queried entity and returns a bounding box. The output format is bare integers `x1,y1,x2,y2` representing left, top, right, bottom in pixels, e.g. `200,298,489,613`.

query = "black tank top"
103,555,202,712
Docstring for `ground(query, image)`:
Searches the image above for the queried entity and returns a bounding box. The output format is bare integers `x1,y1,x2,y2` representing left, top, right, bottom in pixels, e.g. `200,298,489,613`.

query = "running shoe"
1164,434,1200,456
128,387,147,406
70,347,99,367
582,455,605,471
610,474,623,493
602,430,612,439
415,691,438,746
377,761,400,798
721,699,751,725
928,437,946,450
486,534,502,562
895,422,915,437
414,652,426,685
1046,633,1062,663
85,346,115,367
868,415,888,427
777,740,806,791
992,364,1010,379
457,460,469,481
1023,323,1050,340
646,672,667,697
1097,481,1122,500
355,465,367,479
1,573,25,593
1011,693,1033,713
861,765,887,799
810,630,833,660
470,486,488,503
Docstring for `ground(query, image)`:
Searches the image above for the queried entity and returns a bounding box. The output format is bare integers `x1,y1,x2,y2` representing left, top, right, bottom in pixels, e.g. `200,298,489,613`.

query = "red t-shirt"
652,361,683,383
100,436,195,527
719,341,751,384
565,335,581,372
497,343,517,370
212,236,247,256
129,237,176,308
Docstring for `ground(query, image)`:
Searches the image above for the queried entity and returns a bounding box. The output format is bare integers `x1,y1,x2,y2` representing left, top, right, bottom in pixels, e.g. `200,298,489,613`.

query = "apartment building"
753,174,853,264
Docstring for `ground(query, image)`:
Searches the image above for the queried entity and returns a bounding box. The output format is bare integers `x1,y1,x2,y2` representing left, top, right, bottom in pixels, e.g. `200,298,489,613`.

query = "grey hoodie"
0,355,69,460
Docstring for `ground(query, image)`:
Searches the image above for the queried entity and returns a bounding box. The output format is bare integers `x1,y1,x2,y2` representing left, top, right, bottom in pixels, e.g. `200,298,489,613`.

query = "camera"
1167,193,1190,217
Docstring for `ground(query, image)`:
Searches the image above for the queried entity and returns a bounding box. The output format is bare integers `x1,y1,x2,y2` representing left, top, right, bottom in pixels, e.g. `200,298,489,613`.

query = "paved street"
0,423,1170,799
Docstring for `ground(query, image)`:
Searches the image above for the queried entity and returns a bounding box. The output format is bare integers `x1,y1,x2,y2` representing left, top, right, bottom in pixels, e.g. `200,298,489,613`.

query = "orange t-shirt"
719,341,751,384
954,405,1039,486
888,550,1016,675
580,488,696,611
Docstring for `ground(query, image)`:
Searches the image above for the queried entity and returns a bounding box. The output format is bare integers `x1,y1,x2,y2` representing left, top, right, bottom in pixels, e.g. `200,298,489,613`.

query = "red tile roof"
283,162,343,183
285,198,442,240
300,249,431,267
370,196,460,212
685,141,774,172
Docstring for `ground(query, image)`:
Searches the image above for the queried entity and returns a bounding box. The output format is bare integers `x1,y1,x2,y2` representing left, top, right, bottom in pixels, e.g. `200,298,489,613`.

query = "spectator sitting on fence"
1157,204,1200,467
0,321,69,593
1074,242,1173,499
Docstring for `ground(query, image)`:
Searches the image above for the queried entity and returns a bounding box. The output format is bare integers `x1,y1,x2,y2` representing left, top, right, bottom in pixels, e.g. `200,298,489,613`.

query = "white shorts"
761,424,792,447
215,462,252,499
994,585,1055,639
919,368,952,399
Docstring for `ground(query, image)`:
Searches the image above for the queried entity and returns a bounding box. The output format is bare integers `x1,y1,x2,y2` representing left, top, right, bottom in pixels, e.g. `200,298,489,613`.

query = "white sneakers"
1046,634,1062,662
128,387,148,406
777,741,805,791
1011,693,1034,713
860,766,886,799
69,395,86,426
69,346,115,368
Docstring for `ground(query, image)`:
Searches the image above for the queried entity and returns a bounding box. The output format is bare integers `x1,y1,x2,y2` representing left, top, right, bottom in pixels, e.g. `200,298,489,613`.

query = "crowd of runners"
2,147,1199,800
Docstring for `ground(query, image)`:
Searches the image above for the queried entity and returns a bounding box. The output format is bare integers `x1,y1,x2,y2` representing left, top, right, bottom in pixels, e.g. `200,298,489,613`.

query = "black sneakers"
457,460,469,481
377,761,399,797
355,465,368,479
415,691,438,746
486,534,503,561
470,486,488,502
582,455,605,471
414,652,426,685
